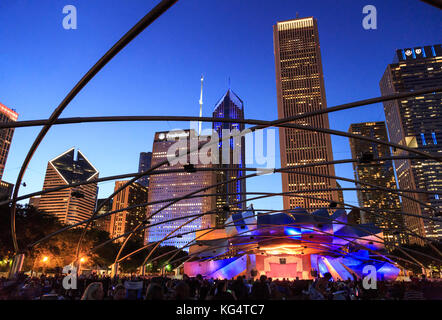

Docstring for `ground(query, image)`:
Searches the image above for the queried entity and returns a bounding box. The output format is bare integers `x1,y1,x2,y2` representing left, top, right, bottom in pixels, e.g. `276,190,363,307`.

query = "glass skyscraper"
138,152,152,187
212,89,246,227
379,44,442,243
349,121,407,250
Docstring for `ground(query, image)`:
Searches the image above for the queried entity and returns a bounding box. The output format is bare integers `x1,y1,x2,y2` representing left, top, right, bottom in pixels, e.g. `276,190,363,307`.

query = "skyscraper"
28,195,41,208
0,180,13,201
109,181,148,243
212,89,246,227
273,17,338,210
93,198,113,233
38,148,99,225
138,152,152,187
147,130,215,249
349,121,407,249
380,45,442,243
0,102,18,180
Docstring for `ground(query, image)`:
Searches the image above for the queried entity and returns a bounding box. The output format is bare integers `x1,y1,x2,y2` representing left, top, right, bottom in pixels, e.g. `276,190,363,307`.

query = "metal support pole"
111,262,119,278
8,253,25,279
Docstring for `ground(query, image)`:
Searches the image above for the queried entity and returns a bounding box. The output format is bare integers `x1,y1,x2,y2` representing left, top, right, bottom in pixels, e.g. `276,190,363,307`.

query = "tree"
0,203,119,272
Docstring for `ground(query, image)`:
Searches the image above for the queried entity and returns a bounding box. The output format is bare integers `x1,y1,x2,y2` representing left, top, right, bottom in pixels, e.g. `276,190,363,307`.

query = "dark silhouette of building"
138,152,152,187
273,17,338,211
349,121,407,249
0,180,13,201
0,102,18,180
38,148,99,225
212,89,246,227
93,198,113,233
380,44,442,243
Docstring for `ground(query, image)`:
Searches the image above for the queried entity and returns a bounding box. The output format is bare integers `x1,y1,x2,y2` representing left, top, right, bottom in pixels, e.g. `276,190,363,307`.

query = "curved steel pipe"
9,0,179,253
2,87,440,130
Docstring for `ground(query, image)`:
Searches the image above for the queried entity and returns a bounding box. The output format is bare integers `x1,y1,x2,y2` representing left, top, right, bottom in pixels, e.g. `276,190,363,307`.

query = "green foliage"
0,203,188,274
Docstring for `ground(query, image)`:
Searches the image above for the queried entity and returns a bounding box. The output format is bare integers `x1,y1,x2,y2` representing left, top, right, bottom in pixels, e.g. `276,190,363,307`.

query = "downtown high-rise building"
380,44,442,244
109,181,148,243
38,148,99,225
273,17,338,210
92,198,113,233
212,89,246,227
146,130,215,249
138,152,152,187
0,102,18,180
349,121,407,250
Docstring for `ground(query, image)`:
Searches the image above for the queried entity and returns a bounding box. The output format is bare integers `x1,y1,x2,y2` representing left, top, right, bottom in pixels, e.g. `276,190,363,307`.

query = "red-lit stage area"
184,207,400,281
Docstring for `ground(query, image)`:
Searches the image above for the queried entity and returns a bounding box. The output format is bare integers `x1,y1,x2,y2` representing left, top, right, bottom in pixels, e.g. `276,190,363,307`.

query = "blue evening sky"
0,0,440,210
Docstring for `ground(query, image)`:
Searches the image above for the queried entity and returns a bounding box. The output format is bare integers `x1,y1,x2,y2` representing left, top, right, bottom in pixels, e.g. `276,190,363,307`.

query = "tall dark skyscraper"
38,148,99,225
0,102,18,180
380,45,442,243
273,17,338,211
349,121,407,250
138,152,152,187
212,89,246,227
93,198,113,233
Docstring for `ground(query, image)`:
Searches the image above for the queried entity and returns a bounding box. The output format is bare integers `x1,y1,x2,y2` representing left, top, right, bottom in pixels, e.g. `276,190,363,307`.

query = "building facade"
0,180,14,201
93,198,113,233
28,195,41,208
147,130,215,249
212,89,246,227
0,102,18,180
349,121,407,249
109,182,148,243
379,45,442,243
273,17,338,211
38,148,99,225
138,152,152,188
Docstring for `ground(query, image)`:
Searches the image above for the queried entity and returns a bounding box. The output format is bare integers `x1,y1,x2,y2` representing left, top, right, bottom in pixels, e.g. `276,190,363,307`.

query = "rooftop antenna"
199,74,204,135
228,77,231,90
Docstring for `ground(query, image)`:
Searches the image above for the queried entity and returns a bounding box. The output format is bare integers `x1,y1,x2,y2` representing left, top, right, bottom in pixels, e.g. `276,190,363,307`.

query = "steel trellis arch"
9,0,179,254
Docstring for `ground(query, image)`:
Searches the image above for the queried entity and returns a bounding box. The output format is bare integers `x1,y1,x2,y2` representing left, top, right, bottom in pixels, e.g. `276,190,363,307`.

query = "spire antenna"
198,74,204,135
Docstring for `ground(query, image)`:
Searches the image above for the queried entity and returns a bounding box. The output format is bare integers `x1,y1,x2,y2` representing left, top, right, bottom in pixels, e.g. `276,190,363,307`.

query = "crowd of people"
0,272,441,300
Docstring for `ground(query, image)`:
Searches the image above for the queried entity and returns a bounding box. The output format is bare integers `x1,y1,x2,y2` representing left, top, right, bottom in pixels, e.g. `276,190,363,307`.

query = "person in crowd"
80,282,104,300
112,284,126,300
250,275,270,299
173,281,190,300
145,283,164,300
211,280,236,300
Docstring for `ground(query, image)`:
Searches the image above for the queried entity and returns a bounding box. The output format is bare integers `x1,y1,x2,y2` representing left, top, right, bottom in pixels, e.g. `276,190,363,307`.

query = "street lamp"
41,256,49,275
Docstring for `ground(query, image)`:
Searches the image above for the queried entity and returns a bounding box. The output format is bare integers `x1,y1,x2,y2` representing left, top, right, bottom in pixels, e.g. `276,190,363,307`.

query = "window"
421,133,427,146
432,132,437,145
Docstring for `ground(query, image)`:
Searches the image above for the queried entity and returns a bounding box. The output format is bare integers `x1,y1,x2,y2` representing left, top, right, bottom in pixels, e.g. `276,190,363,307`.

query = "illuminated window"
421,133,427,146
432,132,437,145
